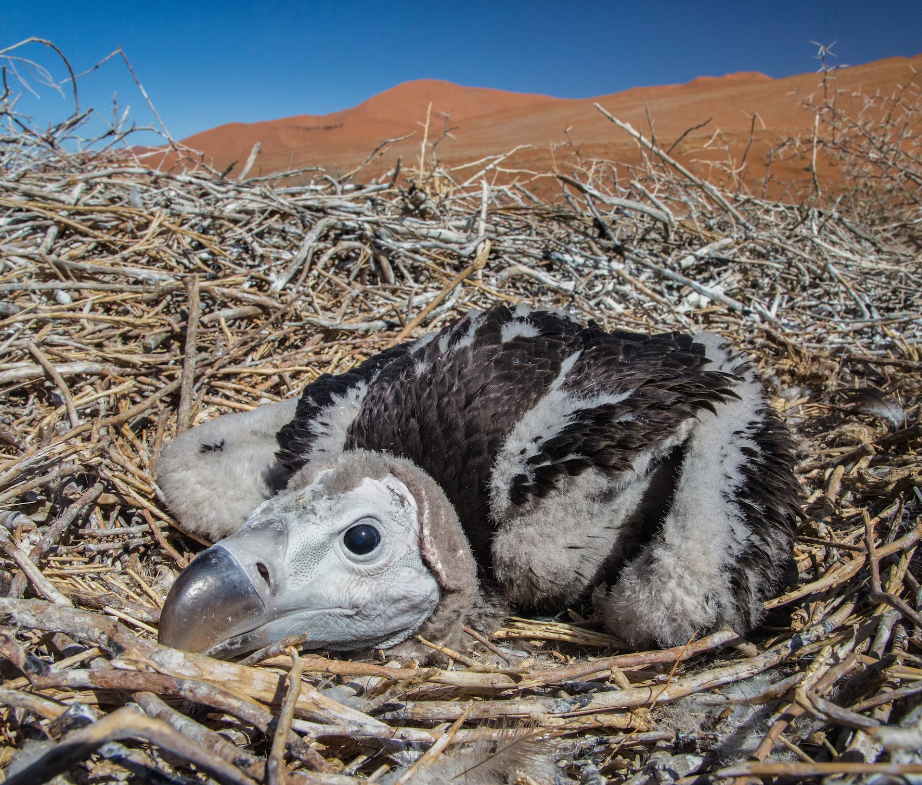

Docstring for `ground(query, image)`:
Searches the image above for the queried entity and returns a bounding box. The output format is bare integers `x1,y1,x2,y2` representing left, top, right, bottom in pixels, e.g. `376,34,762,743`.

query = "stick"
0,360,120,386
717,762,922,779
135,692,343,785
394,704,475,785
0,685,68,720
238,141,262,181
416,635,483,668
463,624,518,665
0,422,27,451
557,173,674,226
390,239,491,344
135,691,270,783
176,274,200,432
27,341,80,428
140,509,188,568
2,705,256,785
0,463,85,505
238,632,310,667
270,216,342,294
0,600,384,730
624,250,754,317
765,523,922,609
865,512,922,627
268,647,304,785
51,377,181,445
594,104,749,226
8,481,104,598
379,603,858,721
0,534,72,605
30,666,328,770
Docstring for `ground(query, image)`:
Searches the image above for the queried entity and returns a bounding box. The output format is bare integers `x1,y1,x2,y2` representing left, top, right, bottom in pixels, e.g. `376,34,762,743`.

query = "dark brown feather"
279,307,742,577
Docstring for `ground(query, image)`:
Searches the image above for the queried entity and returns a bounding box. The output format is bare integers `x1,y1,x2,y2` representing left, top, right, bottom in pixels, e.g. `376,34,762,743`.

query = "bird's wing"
488,327,800,643
601,333,800,646
489,320,736,511
155,397,299,541
276,341,414,474
158,341,414,542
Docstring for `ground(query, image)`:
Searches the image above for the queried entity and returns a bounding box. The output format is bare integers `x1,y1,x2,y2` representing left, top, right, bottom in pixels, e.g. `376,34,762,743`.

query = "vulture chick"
156,305,799,659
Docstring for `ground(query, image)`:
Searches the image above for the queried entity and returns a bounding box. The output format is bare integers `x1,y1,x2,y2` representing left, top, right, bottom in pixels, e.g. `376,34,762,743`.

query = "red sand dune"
180,54,922,196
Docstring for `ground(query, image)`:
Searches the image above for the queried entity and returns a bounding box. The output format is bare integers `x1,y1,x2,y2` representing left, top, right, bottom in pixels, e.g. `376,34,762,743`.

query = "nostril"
256,563,271,589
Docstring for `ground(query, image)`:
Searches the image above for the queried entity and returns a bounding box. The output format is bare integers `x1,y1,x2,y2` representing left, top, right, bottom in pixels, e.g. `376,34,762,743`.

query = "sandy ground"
177,53,922,196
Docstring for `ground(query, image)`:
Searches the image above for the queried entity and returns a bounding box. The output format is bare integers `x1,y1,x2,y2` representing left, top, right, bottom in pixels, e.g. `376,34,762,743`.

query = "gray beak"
158,472,442,659
159,546,267,655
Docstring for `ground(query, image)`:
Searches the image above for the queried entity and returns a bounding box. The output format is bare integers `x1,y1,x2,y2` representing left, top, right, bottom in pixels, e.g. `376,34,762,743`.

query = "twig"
116,46,172,140
27,341,80,428
0,600,381,730
0,422,27,451
176,274,200,433
594,104,749,226
0,685,68,719
238,632,310,667
865,511,922,628
2,705,256,785
268,647,304,785
140,509,188,568
717,762,922,778
462,624,518,665
27,665,329,769
666,116,713,155
135,691,270,784
394,704,476,785
742,650,862,774
342,132,415,181
390,239,492,344
766,523,922,609
382,604,858,721
625,250,755,317
416,635,483,668
558,173,673,226
0,533,72,605
238,141,262,181
851,680,922,712
270,216,342,294
51,377,181,444
8,481,104,598
134,692,342,785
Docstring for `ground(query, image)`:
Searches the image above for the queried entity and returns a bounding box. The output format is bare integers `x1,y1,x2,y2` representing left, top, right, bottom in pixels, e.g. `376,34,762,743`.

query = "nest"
1,56,921,785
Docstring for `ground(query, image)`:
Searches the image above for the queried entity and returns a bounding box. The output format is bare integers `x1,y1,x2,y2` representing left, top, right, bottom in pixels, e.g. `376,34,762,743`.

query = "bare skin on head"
159,455,444,658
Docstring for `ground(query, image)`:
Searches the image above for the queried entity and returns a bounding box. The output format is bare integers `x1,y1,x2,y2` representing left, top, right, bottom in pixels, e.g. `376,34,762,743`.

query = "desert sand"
179,54,922,195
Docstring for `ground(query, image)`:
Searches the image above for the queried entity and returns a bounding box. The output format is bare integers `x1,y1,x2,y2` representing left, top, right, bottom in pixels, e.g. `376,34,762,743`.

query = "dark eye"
343,523,381,555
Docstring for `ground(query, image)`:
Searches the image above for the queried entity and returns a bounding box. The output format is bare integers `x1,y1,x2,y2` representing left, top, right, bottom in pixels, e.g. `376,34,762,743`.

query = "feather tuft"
384,729,562,785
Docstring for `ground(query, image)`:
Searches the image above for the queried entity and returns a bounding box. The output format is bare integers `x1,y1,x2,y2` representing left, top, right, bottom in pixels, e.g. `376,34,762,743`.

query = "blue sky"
3,1,920,143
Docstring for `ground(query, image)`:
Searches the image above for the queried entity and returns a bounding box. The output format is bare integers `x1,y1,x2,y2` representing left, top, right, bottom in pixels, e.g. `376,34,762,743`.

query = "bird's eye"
343,523,381,556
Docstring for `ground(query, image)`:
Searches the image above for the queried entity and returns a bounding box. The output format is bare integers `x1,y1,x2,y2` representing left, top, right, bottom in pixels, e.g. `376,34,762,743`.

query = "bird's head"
158,451,476,658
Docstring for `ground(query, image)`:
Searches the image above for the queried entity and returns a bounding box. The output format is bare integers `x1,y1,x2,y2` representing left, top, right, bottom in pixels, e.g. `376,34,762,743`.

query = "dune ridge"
180,54,922,192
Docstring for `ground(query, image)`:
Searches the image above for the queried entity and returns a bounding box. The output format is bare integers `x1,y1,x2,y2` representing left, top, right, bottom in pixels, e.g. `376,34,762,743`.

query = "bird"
155,304,800,660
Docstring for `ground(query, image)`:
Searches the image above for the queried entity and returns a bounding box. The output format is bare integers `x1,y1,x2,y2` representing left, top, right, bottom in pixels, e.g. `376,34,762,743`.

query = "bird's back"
278,306,736,572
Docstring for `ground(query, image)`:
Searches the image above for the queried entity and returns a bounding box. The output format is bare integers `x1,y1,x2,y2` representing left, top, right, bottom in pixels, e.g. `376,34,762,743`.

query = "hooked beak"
158,517,358,659
158,470,444,659
158,545,268,656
